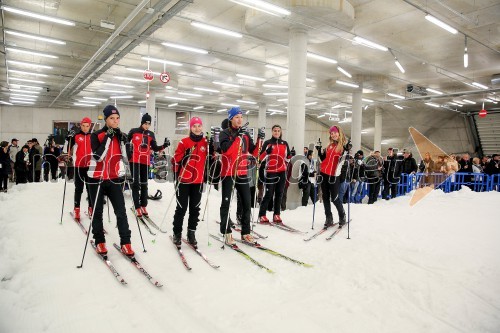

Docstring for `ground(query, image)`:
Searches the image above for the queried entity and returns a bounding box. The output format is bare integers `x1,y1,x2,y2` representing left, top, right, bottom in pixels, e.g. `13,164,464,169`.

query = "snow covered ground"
1,180,499,333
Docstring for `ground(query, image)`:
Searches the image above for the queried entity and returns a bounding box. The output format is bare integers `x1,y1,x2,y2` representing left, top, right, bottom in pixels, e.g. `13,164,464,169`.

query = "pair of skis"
257,220,306,234
216,221,268,239
169,236,220,270
90,240,162,287
303,222,347,241
130,208,167,236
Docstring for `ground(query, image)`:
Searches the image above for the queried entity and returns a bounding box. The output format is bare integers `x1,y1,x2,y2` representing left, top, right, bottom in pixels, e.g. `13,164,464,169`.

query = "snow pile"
1,181,500,333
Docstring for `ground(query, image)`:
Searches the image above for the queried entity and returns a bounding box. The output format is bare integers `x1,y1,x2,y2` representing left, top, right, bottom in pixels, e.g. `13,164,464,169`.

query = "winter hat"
356,150,364,156
307,149,313,157
22,145,29,150
329,126,339,133
227,106,242,120
103,105,119,119
189,116,202,128
141,113,152,125
81,117,92,124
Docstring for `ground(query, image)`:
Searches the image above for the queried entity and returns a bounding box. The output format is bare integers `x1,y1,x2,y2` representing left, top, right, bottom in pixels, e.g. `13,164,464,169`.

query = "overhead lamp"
104,82,134,89
141,56,182,66
472,82,488,89
361,130,368,134
237,99,257,105
276,98,287,102
316,115,326,119
353,36,388,51
462,99,476,104
307,52,337,64
464,36,468,68
11,100,35,105
10,96,37,101
114,76,146,83
426,88,443,95
425,14,458,34
262,84,288,89
425,102,440,108
193,106,204,110
178,92,202,97
484,98,498,104
1,5,75,26
10,93,39,99
5,30,66,45
9,89,39,94
213,81,239,88
0,101,14,105
452,100,464,105
7,60,52,69
168,103,178,107
9,84,43,90
229,0,290,17
217,109,227,112
165,96,187,101
236,73,266,82
364,105,369,110
137,100,147,104
9,69,48,77
362,98,374,102
387,92,405,99
126,68,162,76
162,42,208,54
110,95,134,99
6,47,58,59
194,87,220,93
394,105,404,109
332,104,348,109
305,101,318,106
449,102,462,107
337,66,352,78
306,78,315,83
245,110,250,115
265,64,288,72
191,21,243,38
99,89,126,94
83,97,107,101
264,92,288,96
389,49,405,73
221,103,239,107
381,141,388,145
74,103,95,107
76,99,100,104
9,77,45,84
336,80,359,88
268,109,285,113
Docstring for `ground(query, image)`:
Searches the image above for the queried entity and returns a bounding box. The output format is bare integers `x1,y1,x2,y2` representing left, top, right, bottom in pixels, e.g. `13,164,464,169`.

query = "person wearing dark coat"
400,150,418,174
43,142,61,181
382,148,401,199
15,145,30,184
0,141,12,192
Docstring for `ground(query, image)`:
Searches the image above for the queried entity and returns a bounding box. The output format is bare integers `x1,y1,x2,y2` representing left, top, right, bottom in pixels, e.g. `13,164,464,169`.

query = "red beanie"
81,117,92,124
190,116,202,128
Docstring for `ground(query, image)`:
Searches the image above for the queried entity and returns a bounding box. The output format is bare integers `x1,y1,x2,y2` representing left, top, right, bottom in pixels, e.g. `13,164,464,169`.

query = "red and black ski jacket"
259,137,291,174
127,127,164,165
219,126,261,177
88,126,128,180
173,134,211,184
319,143,343,176
68,130,92,168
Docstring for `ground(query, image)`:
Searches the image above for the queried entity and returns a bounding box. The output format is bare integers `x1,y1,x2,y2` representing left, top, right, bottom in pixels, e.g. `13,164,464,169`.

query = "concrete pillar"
258,103,266,130
286,27,308,152
351,87,362,153
146,90,156,133
374,106,383,152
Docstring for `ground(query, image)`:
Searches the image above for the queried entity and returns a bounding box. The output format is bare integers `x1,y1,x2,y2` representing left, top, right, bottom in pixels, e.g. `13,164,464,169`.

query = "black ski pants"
74,167,92,208
320,173,345,220
382,176,397,199
172,183,202,235
130,162,149,209
89,179,131,245
259,171,286,217
368,178,381,203
220,175,251,235
237,186,255,221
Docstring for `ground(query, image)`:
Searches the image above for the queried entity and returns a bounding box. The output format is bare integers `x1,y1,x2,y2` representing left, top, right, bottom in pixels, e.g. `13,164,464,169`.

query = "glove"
290,147,296,157
315,139,322,151
67,130,76,138
258,128,265,140
106,128,116,138
163,137,170,148
236,126,247,137
265,144,273,154
343,141,352,151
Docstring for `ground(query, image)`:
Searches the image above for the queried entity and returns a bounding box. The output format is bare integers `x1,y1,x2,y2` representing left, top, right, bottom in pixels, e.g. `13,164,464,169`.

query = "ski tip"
303,263,314,268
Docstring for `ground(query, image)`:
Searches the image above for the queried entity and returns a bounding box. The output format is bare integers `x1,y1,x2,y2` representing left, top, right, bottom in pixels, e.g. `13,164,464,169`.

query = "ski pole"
59,136,73,224
311,138,321,230
203,131,213,246
124,177,147,252
250,128,264,228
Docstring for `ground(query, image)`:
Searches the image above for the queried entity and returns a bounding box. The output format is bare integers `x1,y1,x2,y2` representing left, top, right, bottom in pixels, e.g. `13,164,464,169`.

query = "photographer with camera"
43,135,61,182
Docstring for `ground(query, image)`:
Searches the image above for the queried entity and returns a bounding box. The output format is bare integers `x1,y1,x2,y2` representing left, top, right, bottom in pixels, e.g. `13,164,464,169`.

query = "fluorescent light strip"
6,47,58,59
221,103,239,107
191,22,242,38
265,64,288,72
394,105,404,109
0,101,14,105
162,42,208,54
76,100,100,104
10,93,39,99
7,60,52,69
10,96,37,101
11,100,35,105
178,92,202,97
425,102,440,108
114,76,146,83
229,0,290,16
264,92,288,96
307,52,337,64
83,97,107,101
168,103,178,107
305,102,318,106
137,100,147,104
387,93,405,99
462,99,476,104
484,98,498,104
5,30,66,45
99,89,126,94
426,88,443,95
126,68,162,76
449,102,462,107
276,98,287,102
472,82,488,89
353,36,388,51
9,89,39,94
109,95,134,99
337,66,352,78
317,114,325,118
245,110,250,115
193,106,204,110
213,81,239,88
236,73,266,81
194,87,220,93
361,131,368,134
268,109,285,113
165,96,187,101
394,60,405,74
217,109,227,112
262,84,288,89
362,98,374,102
1,5,75,26
74,103,95,107
425,14,458,34
236,100,257,105
9,84,43,90
9,69,48,77
141,56,182,67
104,82,134,88
336,80,359,88
464,50,468,68
10,77,45,84
306,78,315,83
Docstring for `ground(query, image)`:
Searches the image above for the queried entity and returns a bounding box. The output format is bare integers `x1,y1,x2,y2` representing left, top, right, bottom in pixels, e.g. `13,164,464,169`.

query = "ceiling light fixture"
168,103,178,107
5,30,66,44
307,52,337,64
74,103,95,107
306,78,315,83
9,69,48,77
394,105,404,109
425,102,440,108
262,84,288,89
265,64,288,72
362,98,374,103
9,77,45,84
217,109,227,112
264,92,288,96
104,82,134,89
462,99,476,104
236,74,266,81
336,80,359,88
317,114,325,118
114,76,146,83
193,106,204,110
178,92,202,97
229,0,290,17
245,110,250,115
126,68,162,75
484,98,498,104
99,89,126,94
162,42,208,54
472,82,488,89
9,84,43,90
389,49,405,73
1,5,75,26
337,66,352,78
6,47,58,59
109,95,134,99
137,100,147,104
10,93,39,99
305,102,318,106
426,88,443,95
76,99,100,104
425,14,458,34
464,36,468,68
191,22,243,38
221,103,239,107
7,60,52,69
213,81,240,88
194,87,220,93
353,36,388,51
9,89,39,94
165,96,187,101
387,92,405,99
83,97,107,101
141,56,182,66
236,99,257,105
10,96,37,101
0,101,14,105
268,109,285,113
276,98,287,102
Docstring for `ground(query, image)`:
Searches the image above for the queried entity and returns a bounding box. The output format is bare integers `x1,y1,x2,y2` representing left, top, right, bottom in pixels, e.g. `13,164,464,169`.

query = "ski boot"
96,242,108,255
223,233,235,246
273,214,283,225
141,206,149,217
87,206,93,218
338,214,347,227
173,233,182,247
135,208,143,218
187,229,197,247
258,216,271,225
73,207,81,220
121,244,134,257
324,215,334,229
241,233,258,245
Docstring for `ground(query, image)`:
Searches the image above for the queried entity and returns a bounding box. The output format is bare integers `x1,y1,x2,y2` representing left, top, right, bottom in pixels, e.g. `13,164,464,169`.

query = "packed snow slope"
1,181,499,333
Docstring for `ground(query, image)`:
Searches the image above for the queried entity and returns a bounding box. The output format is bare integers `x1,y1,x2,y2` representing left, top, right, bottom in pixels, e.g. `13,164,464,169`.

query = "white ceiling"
1,0,499,147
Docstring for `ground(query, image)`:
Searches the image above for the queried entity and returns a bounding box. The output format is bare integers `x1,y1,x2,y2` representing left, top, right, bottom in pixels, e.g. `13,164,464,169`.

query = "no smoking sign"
160,72,170,84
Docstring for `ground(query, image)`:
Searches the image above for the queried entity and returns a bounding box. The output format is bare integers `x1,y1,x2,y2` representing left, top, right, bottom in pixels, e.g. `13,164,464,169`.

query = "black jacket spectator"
401,155,418,174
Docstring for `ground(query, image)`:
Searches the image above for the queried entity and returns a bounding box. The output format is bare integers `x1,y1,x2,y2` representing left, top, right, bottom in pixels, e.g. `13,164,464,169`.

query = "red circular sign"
479,109,487,118
143,69,154,81
160,72,170,84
